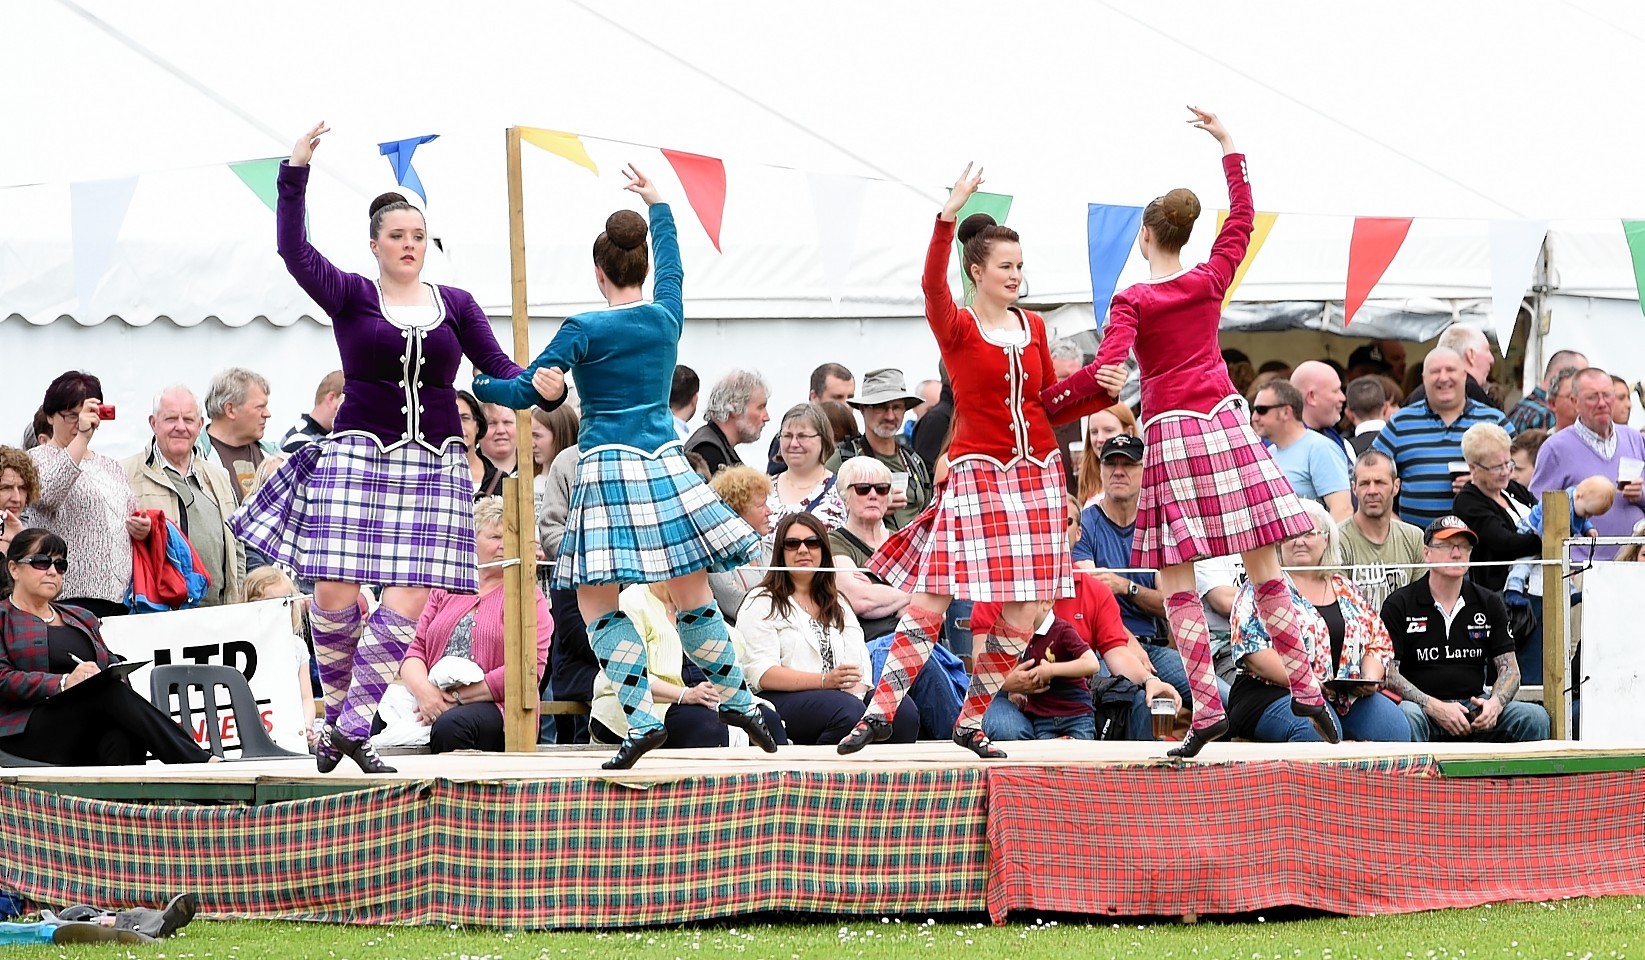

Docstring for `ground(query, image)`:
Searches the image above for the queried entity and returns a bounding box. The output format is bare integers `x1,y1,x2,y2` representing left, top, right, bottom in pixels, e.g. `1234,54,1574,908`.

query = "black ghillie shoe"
314,722,344,774
721,708,779,753
1166,717,1230,759
602,726,669,770
951,726,1007,759
332,726,398,774
836,717,894,755
1291,699,1342,744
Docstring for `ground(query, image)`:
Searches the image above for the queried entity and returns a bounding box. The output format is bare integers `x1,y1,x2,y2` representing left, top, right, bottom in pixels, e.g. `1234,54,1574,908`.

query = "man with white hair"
686,369,770,476
1405,325,1498,410
1507,350,1588,433
1373,347,1512,527
123,386,245,606
1048,338,1087,486
202,367,273,502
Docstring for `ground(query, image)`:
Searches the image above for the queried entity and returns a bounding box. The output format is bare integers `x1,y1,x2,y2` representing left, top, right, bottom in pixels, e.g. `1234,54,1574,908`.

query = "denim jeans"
983,694,1035,741
1128,644,1226,740
1251,694,1344,743
1031,712,1096,740
909,656,962,739
1399,698,1550,742
943,600,975,659
1339,692,1411,742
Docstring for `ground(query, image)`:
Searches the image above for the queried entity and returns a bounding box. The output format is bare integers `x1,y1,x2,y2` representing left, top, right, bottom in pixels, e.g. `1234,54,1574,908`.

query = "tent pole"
502,126,540,753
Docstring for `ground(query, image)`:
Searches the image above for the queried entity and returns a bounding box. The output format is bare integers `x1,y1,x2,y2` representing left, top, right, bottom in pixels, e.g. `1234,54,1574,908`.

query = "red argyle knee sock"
956,616,1034,731
865,605,944,723
1166,591,1225,728
1253,578,1325,707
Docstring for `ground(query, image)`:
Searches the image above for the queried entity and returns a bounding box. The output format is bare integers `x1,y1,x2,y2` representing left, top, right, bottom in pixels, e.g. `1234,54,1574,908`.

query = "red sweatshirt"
1043,153,1253,425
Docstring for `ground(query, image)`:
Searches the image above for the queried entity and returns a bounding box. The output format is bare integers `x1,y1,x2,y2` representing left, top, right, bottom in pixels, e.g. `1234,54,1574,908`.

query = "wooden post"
501,127,540,752
1540,488,1570,740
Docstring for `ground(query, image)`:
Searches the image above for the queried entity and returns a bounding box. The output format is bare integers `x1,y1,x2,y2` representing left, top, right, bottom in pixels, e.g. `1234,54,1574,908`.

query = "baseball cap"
1423,515,1478,547
1099,435,1145,462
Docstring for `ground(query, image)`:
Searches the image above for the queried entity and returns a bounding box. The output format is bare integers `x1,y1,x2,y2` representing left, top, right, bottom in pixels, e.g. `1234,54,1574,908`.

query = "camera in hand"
97,404,116,421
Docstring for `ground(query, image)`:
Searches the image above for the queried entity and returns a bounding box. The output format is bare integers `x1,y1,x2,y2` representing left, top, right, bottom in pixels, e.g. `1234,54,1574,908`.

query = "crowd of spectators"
5,327,1636,760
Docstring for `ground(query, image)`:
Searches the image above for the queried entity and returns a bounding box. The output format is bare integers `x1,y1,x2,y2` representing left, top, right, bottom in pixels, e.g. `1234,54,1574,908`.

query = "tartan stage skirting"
2,750,1643,929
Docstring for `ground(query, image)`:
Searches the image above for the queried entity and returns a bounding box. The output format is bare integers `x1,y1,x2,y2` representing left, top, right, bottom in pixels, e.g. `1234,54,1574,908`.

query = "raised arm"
277,123,355,318
1187,107,1252,290
922,164,986,348
623,165,682,329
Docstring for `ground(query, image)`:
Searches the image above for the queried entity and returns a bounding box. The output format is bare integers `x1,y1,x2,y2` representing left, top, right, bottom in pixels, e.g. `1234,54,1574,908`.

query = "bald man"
1290,360,1353,467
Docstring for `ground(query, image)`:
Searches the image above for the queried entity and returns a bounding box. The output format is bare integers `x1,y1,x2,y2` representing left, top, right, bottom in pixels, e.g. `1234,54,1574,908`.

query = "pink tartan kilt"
1135,398,1314,569
867,454,1073,603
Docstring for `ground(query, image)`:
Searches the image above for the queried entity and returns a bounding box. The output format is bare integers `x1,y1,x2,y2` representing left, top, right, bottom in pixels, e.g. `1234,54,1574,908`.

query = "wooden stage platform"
3,740,1644,929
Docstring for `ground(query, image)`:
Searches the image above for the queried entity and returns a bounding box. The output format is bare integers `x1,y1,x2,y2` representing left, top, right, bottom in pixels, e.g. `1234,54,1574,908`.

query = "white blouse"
735,587,867,693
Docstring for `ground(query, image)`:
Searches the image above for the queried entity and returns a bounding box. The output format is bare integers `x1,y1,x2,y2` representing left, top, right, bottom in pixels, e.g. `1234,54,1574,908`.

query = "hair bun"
605,210,647,251
1161,188,1201,228
957,212,997,247
369,192,410,219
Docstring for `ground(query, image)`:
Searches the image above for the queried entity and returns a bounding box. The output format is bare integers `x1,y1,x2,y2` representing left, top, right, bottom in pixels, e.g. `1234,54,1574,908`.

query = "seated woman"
397,497,552,753
1,446,41,601
706,465,774,625
0,528,211,765
767,403,847,535
1073,403,1139,507
589,578,787,749
828,455,912,641
737,512,919,745
1226,500,1409,743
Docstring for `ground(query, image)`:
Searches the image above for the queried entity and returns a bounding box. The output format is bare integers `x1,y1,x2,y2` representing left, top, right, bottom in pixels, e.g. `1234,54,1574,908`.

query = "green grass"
46,898,1645,959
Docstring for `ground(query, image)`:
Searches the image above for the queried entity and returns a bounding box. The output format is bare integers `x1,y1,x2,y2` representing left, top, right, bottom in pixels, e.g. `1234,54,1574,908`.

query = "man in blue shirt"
1071,435,1190,707
1251,379,1351,522
1372,348,1512,527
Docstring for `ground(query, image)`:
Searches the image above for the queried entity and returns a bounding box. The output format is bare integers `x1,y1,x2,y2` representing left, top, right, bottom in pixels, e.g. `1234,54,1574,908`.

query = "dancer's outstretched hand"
1186,106,1234,152
940,163,985,221
290,122,330,167
532,366,567,403
1094,364,1128,396
623,164,662,205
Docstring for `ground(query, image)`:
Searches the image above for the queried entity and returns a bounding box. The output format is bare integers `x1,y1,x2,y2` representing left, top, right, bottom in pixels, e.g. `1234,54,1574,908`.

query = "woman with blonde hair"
242,565,320,746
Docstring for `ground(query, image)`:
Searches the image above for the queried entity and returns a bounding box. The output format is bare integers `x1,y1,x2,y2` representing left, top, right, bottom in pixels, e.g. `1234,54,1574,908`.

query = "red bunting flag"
1343,217,1413,325
661,149,727,252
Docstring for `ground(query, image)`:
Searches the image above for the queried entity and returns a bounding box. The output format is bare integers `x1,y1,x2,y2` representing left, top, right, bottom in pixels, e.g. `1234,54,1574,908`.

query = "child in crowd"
1505,475,1616,597
1008,600,1101,740
242,566,319,747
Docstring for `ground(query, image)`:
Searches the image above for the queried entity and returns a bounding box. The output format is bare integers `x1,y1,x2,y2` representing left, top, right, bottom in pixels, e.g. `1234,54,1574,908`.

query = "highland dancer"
231,123,556,773
838,165,1074,759
1043,107,1336,757
473,166,778,770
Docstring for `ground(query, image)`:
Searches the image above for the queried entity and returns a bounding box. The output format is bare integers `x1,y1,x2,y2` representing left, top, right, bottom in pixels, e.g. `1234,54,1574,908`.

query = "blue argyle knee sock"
588,610,664,737
676,603,756,715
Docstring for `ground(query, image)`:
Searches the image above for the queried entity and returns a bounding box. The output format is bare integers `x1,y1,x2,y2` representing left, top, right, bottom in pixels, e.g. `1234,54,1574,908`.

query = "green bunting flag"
228,157,283,213
1623,220,1645,315
950,190,1013,303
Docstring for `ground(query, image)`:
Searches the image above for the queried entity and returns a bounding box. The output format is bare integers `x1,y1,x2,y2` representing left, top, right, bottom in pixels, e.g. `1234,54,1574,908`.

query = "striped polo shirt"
1371,399,1513,527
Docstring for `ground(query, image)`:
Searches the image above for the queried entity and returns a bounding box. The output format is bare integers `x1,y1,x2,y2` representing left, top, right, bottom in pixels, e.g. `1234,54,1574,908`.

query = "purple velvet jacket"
277,162,549,453
0,600,110,738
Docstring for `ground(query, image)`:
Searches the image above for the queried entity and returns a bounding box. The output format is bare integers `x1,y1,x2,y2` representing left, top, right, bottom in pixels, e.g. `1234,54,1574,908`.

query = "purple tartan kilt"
228,435,478,593
1134,399,1313,569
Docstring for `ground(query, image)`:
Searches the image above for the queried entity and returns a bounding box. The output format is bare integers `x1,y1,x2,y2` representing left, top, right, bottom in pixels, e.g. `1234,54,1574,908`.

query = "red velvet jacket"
0,599,111,737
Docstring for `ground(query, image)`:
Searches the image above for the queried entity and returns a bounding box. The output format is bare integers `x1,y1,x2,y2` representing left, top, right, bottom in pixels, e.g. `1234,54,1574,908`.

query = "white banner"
806,171,867,306
100,598,310,755
1486,218,1547,356
69,175,138,314
1570,560,1645,741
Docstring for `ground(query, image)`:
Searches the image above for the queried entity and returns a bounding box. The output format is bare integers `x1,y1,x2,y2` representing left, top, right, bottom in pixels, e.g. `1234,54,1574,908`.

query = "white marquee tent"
5,0,1645,457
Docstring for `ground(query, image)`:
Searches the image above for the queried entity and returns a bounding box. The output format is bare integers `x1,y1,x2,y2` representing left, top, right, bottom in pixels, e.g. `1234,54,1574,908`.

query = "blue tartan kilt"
555,444,760,590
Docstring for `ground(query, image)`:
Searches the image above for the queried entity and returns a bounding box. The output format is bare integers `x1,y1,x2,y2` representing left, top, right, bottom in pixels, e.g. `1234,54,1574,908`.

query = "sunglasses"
1249,404,1280,415
17,554,67,573
849,483,892,496
782,536,823,551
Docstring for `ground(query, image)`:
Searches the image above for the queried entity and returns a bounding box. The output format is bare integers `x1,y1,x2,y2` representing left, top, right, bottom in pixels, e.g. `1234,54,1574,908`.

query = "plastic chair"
148,664,306,760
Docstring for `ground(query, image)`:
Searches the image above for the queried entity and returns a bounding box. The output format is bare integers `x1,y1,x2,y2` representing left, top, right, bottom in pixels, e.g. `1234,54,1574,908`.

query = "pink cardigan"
406,586,552,712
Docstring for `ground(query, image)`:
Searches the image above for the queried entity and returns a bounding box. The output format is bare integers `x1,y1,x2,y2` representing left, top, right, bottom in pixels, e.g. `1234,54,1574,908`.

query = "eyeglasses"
1469,459,1514,474
849,483,891,496
1249,404,1280,416
780,432,820,443
17,554,67,573
782,536,823,551
1296,529,1328,540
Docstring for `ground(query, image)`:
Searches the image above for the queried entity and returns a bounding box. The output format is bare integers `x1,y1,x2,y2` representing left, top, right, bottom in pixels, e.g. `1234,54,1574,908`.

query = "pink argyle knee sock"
1166,590,1225,728
1253,578,1325,707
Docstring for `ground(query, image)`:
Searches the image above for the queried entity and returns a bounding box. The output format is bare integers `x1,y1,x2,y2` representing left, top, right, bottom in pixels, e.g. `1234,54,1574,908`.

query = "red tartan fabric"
868,455,1072,602
984,763,1645,923
1135,401,1313,568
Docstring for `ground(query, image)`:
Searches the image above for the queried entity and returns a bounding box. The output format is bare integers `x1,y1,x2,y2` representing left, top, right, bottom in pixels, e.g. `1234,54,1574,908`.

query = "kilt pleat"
868,454,1072,603
1135,398,1313,568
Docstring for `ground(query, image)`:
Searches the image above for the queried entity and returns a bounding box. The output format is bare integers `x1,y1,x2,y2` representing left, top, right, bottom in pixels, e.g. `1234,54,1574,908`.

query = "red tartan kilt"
1134,398,1313,569
867,455,1073,603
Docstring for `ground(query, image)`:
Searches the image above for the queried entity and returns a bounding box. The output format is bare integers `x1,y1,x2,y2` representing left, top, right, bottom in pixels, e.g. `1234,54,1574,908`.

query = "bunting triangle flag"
1343,217,1413,325
1487,219,1547,355
806,172,867,306
378,134,439,202
228,157,283,213
1214,210,1279,308
519,128,599,175
69,176,139,314
661,149,728,252
1086,204,1144,330
949,191,1013,302
1623,220,1645,318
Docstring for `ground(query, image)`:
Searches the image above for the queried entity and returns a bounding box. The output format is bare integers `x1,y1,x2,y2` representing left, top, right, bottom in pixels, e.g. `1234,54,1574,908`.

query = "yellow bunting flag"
1215,210,1278,308
519,128,599,175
